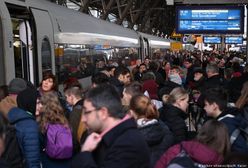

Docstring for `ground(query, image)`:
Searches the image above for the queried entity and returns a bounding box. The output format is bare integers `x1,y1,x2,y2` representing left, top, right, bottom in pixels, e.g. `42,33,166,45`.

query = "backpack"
167,143,205,168
2,126,24,168
45,124,73,159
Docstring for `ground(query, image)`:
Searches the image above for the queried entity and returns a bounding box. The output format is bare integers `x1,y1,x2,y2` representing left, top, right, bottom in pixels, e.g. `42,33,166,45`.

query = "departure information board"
225,36,243,44
203,36,222,44
176,6,244,34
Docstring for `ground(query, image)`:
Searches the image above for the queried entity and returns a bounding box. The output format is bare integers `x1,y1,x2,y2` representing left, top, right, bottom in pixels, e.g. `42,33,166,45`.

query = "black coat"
71,118,150,168
159,104,188,143
138,121,174,167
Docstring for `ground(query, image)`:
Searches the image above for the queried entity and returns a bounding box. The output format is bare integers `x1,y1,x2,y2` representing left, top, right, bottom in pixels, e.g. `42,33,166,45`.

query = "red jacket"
154,140,223,168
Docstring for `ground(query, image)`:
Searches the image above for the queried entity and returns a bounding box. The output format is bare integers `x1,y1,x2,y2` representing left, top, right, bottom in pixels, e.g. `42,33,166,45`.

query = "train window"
54,43,139,85
41,38,52,72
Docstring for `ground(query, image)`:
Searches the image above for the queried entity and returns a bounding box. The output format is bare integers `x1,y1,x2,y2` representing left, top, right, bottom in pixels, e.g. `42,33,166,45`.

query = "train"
0,0,171,89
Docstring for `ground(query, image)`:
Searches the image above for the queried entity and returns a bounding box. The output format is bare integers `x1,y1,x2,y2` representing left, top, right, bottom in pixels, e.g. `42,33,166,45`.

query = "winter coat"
8,107,40,168
137,119,174,167
68,99,86,154
217,108,248,153
159,104,188,143
71,118,150,168
154,140,223,168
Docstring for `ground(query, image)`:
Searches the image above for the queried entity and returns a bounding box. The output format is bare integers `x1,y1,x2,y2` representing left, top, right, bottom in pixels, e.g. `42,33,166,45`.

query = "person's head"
167,87,189,112
106,66,116,77
114,66,131,85
40,72,57,92
8,78,27,95
169,66,182,85
162,60,171,71
17,86,39,116
138,63,147,74
0,85,8,101
196,119,230,157
64,87,83,106
206,63,219,78
183,58,193,69
148,61,159,72
122,82,142,106
236,81,248,109
82,84,123,133
91,72,109,88
204,88,227,118
193,68,205,81
129,94,158,120
39,92,67,133
63,77,82,92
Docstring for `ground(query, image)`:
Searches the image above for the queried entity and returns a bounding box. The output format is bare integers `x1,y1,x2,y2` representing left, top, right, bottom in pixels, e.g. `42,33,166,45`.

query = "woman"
39,92,72,168
38,72,58,96
129,95,174,168
155,120,230,168
159,87,189,143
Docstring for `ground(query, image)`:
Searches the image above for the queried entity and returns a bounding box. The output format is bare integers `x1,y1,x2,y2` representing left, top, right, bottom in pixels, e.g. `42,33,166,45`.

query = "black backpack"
2,126,24,168
167,143,205,168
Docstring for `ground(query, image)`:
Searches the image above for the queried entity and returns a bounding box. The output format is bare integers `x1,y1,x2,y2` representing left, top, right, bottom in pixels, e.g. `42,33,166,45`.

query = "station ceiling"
50,0,176,37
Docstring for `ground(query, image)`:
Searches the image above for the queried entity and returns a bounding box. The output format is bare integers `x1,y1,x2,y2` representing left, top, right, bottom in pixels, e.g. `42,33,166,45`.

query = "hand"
81,132,102,152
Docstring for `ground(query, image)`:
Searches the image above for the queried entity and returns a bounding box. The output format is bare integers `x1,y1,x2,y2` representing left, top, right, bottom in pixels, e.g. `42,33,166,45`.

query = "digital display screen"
225,36,243,44
203,36,222,44
176,6,244,34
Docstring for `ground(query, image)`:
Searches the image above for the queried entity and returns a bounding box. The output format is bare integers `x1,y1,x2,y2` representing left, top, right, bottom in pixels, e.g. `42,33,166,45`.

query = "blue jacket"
71,118,150,168
217,108,248,153
8,107,41,168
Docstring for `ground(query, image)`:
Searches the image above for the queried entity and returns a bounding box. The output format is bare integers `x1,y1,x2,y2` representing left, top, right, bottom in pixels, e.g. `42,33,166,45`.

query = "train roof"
4,0,139,47
138,32,171,49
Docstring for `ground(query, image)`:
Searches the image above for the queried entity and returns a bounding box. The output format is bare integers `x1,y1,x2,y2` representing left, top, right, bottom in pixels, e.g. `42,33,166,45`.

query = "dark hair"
91,72,109,86
63,77,82,92
123,81,142,97
114,66,130,78
130,94,159,119
204,88,227,111
84,84,123,119
196,120,230,157
40,71,57,91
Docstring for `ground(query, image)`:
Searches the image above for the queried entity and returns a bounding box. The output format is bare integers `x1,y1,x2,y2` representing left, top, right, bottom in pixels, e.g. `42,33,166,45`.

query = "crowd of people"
0,50,248,168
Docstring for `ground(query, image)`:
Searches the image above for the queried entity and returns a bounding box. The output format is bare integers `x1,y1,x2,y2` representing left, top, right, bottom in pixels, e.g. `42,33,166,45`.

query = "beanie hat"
17,87,38,115
8,78,27,94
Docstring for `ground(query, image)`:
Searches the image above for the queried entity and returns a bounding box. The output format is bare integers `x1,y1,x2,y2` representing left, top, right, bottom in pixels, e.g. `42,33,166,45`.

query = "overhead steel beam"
175,0,248,4
79,0,90,13
116,0,135,25
128,0,150,29
100,0,115,20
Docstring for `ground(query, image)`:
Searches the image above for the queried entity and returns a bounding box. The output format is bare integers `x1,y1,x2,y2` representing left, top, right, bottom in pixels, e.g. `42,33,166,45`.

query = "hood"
8,107,35,124
138,121,167,146
182,141,223,164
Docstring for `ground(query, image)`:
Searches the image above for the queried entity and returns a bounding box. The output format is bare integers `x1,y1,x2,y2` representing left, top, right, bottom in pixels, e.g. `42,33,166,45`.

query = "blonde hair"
39,92,68,133
130,94,159,119
165,87,188,104
236,81,248,109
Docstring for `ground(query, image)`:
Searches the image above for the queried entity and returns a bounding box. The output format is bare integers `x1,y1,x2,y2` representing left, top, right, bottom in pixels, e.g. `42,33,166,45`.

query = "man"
109,66,131,97
204,88,248,153
71,84,150,168
64,86,86,154
203,63,223,90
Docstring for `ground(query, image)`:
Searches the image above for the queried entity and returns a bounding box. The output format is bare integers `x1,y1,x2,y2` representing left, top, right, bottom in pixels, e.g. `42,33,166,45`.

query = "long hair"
196,120,230,157
236,81,248,109
130,94,159,120
166,87,188,104
39,92,68,133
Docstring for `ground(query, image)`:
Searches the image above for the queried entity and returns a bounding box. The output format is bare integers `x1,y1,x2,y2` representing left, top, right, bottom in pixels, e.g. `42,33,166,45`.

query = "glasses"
82,108,99,116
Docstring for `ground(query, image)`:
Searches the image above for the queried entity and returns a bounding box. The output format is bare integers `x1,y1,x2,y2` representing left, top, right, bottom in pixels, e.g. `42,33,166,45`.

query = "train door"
30,8,55,83
3,4,36,84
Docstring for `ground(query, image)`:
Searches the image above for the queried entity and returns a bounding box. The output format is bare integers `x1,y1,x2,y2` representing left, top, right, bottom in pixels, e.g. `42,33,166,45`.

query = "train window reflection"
41,38,52,72
54,43,138,84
